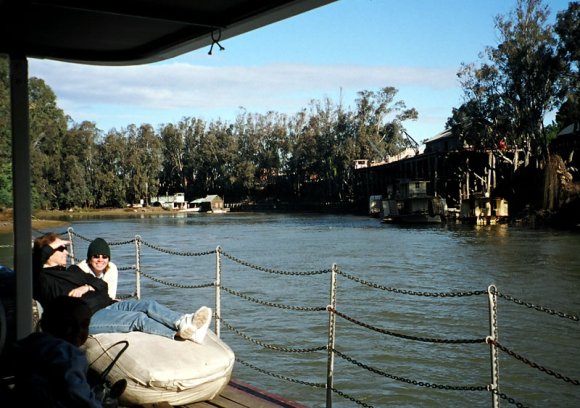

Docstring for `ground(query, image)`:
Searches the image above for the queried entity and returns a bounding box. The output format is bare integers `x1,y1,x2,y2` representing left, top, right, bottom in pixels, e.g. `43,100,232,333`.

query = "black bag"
88,340,129,408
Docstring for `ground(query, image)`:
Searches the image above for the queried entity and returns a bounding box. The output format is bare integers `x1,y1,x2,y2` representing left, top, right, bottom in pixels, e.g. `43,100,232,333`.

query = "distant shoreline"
0,207,177,234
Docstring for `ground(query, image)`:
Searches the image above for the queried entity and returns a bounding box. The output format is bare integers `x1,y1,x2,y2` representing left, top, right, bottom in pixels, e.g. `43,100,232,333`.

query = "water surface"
1,213,578,407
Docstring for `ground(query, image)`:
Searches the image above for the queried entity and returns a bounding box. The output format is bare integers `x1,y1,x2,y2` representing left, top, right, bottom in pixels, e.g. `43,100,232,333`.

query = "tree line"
0,71,418,209
0,0,578,212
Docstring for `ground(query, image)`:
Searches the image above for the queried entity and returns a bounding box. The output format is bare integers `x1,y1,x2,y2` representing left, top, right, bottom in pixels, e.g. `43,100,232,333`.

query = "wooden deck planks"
138,380,308,408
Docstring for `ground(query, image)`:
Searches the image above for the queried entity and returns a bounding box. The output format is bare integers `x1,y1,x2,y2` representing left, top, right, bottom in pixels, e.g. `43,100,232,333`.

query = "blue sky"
29,0,571,143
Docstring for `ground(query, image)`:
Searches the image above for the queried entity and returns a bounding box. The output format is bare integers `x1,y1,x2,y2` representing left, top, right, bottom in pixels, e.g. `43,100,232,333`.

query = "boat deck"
138,380,307,408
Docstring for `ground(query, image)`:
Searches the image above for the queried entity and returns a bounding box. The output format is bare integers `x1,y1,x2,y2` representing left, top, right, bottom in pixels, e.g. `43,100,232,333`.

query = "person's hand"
69,284,93,297
50,238,71,249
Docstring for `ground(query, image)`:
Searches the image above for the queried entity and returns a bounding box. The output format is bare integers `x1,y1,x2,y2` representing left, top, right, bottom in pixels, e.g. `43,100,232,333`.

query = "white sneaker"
175,313,195,340
192,306,212,344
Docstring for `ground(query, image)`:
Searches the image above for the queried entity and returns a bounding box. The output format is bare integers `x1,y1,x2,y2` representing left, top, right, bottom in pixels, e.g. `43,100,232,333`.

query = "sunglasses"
91,255,109,260
54,245,68,252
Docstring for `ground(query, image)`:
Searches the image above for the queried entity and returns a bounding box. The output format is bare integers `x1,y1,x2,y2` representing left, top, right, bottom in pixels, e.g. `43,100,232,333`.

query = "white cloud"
30,60,457,107
28,59,460,138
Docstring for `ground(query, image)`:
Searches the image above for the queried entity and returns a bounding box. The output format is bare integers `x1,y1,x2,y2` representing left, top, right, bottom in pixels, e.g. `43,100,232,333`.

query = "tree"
29,77,68,209
123,124,161,205
449,0,565,166
59,120,100,208
0,57,11,207
181,117,206,199
555,2,580,131
95,130,128,207
353,87,418,163
0,57,10,166
159,123,186,195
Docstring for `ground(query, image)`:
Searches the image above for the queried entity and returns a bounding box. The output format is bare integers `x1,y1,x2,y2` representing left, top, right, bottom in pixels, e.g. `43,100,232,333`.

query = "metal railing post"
215,245,221,338
67,227,75,264
326,263,338,408
135,236,141,299
66,227,75,265
487,284,500,408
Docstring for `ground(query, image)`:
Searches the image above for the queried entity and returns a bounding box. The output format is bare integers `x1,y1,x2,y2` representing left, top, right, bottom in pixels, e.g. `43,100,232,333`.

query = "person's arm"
66,265,108,297
105,262,118,299
62,346,104,408
68,283,96,298
68,265,110,294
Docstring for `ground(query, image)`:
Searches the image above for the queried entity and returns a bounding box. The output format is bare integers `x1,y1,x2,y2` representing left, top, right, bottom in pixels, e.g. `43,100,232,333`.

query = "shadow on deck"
138,379,308,408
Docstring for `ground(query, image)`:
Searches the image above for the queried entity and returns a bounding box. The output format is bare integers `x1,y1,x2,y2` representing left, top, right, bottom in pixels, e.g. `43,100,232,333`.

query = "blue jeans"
90,299,183,339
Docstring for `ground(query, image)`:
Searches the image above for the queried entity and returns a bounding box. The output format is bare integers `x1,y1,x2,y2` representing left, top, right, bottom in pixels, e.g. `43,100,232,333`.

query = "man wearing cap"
78,238,118,299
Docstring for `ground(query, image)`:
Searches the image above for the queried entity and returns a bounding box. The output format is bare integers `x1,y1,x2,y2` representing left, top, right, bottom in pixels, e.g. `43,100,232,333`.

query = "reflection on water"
1,213,579,407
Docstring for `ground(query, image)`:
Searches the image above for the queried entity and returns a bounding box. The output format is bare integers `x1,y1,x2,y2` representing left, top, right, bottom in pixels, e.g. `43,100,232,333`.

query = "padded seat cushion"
82,330,235,405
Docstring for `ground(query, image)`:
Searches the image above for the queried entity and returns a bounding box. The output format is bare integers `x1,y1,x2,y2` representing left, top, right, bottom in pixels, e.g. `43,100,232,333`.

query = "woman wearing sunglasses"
32,233,211,344
77,238,118,300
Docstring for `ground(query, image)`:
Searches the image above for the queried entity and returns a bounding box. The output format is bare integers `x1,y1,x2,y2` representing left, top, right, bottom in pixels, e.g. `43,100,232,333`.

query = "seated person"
13,296,107,407
33,232,211,344
77,238,118,299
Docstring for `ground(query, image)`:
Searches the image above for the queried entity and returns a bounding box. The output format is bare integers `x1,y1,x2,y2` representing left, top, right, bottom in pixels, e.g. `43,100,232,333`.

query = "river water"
1,213,579,407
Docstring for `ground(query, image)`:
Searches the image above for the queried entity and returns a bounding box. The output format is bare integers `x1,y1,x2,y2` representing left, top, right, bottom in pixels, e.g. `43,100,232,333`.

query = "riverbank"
0,207,174,234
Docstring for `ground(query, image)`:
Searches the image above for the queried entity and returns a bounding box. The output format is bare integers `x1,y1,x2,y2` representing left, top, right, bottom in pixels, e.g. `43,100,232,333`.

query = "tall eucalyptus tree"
159,122,186,194
449,0,564,166
96,130,129,207
353,87,418,163
28,77,67,209
555,2,580,131
59,120,99,208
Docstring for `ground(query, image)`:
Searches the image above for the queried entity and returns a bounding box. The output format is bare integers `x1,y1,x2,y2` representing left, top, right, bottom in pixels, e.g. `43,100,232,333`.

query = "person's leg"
90,305,176,339
111,299,182,329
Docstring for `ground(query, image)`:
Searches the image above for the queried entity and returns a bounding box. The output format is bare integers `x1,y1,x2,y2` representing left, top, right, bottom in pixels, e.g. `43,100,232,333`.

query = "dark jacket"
13,332,103,408
34,265,115,315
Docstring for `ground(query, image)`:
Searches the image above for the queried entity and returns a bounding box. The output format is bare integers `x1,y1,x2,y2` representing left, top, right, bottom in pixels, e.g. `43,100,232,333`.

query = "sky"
28,0,572,143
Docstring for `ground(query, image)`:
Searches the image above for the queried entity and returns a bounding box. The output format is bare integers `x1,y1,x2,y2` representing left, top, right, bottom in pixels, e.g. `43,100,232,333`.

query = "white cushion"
82,330,235,405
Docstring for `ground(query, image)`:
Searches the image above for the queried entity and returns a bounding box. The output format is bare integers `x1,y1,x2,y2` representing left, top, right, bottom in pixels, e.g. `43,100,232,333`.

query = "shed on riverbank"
190,195,226,213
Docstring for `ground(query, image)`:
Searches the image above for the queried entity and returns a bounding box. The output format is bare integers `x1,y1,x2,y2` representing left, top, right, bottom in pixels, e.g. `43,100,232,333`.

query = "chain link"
221,286,327,311
68,229,135,246
493,289,579,321
221,250,331,276
334,349,488,392
488,338,580,385
337,269,488,298
329,307,487,344
32,228,69,236
330,387,375,408
138,269,215,289
235,358,326,388
221,318,327,353
139,238,216,256
116,292,137,300
22,228,576,407
490,388,529,408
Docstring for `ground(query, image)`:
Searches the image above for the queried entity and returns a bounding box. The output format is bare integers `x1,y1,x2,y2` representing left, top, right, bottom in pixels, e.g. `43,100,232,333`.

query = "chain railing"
38,228,580,407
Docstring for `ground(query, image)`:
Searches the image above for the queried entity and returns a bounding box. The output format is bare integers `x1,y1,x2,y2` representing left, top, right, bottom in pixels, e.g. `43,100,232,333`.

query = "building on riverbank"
353,129,514,224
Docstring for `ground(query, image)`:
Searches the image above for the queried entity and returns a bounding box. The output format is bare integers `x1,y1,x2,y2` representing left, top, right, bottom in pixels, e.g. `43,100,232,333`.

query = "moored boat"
380,179,447,224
